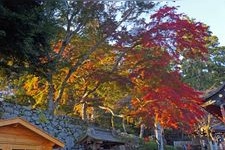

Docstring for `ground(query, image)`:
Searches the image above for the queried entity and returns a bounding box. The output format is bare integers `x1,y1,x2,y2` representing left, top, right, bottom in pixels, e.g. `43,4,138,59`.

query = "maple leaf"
125,5,208,132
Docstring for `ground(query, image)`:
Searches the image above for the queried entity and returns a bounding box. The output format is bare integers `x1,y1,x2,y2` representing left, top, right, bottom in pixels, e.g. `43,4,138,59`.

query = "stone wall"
0,102,86,150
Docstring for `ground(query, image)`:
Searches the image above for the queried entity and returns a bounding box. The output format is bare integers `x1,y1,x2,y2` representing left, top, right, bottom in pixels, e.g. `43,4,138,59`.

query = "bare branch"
111,41,140,72
54,5,137,105
99,105,124,118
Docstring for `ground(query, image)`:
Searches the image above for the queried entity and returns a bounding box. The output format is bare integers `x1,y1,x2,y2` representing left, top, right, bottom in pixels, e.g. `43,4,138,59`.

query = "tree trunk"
111,115,115,130
155,122,164,150
90,107,95,121
122,117,127,133
81,102,87,121
139,124,145,138
47,75,55,115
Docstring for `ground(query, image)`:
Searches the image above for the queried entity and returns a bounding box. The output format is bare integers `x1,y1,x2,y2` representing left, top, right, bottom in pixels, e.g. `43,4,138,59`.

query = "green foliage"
139,141,176,150
0,0,59,76
15,95,36,106
166,145,177,150
181,43,225,91
38,111,49,123
139,141,157,150
93,109,112,128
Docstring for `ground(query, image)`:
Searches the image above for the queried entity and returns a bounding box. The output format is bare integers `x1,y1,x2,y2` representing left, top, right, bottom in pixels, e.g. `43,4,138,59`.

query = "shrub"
139,141,176,150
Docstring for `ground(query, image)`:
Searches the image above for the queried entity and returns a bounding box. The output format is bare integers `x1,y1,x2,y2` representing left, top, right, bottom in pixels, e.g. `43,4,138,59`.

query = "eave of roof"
203,83,225,100
201,82,225,119
0,117,64,148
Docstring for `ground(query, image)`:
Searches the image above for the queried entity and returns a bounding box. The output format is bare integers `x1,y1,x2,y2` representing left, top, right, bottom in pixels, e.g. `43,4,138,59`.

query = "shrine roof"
77,127,125,144
202,83,225,119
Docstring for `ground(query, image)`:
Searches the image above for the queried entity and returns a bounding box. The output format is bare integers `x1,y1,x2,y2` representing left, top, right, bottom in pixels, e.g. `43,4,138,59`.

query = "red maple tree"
123,6,209,132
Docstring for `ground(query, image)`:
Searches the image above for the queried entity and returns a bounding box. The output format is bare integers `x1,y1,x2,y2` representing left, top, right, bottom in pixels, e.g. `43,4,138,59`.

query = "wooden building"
202,83,225,149
203,83,225,120
0,118,64,150
77,127,126,150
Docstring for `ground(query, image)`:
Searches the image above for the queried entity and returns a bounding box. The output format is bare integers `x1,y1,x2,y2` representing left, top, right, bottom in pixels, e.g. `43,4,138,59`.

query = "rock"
1,102,84,150
65,137,75,149
3,112,17,119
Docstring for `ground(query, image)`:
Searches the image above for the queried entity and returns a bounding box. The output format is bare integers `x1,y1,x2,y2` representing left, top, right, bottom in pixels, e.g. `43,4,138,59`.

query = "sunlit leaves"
2,2,211,132
22,75,48,107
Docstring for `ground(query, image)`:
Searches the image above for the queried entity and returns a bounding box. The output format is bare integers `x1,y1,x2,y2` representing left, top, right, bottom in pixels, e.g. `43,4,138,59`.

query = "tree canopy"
0,0,58,75
0,1,214,137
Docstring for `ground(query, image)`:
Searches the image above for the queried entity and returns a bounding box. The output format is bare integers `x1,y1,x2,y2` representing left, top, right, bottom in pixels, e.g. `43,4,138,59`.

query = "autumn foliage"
19,5,210,132
142,6,208,59
125,6,209,131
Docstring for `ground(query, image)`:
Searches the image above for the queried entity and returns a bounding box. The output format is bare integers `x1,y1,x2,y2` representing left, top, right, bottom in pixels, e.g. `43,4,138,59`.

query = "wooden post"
81,102,87,121
139,124,145,138
155,122,164,150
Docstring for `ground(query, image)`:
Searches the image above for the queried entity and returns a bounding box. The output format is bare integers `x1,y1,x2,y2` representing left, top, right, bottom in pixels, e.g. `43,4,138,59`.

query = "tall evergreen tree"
0,0,58,76
181,36,225,91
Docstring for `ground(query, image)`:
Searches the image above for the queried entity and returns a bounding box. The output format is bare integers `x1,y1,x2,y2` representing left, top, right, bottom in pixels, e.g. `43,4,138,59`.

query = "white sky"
166,0,225,46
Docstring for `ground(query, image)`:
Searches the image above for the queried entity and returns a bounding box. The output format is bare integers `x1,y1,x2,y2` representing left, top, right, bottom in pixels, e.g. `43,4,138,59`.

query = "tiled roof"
78,127,125,144
203,83,225,100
